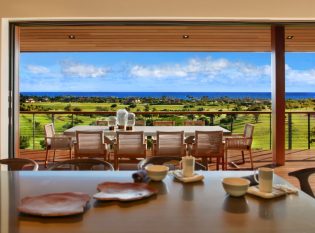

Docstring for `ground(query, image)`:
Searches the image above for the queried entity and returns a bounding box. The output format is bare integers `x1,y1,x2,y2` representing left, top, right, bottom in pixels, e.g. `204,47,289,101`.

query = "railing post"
230,116,234,133
288,113,292,150
72,114,74,127
52,113,55,124
308,113,311,149
32,113,35,150
209,114,214,126
269,113,272,150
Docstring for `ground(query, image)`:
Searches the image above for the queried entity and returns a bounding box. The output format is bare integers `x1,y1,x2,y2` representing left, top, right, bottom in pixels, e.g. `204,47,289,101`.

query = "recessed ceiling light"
286,35,294,40
68,35,76,39
182,35,189,39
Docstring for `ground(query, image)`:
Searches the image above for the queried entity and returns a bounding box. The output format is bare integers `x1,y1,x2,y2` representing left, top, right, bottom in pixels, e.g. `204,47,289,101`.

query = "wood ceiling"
18,24,315,52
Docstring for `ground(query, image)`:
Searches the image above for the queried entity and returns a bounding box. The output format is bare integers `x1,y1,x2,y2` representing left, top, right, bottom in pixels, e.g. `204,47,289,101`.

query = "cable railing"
19,111,315,151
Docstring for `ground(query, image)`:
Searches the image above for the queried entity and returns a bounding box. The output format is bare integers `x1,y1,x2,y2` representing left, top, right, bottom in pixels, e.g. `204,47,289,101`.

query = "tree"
144,104,150,111
253,113,260,123
64,104,72,111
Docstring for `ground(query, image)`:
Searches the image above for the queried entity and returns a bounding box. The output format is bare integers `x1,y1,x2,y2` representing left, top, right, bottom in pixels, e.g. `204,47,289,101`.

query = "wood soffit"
18,25,315,52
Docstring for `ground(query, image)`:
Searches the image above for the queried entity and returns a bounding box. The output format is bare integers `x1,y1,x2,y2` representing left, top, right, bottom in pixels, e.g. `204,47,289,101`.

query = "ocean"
20,92,315,100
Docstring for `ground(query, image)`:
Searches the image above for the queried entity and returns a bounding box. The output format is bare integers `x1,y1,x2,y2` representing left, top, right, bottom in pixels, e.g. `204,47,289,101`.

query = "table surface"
64,125,231,137
0,171,314,233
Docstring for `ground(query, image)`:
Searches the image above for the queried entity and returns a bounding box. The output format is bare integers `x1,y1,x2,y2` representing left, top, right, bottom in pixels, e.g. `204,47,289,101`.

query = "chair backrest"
184,120,205,126
243,123,255,146
0,158,39,171
288,168,315,198
44,123,55,137
116,131,145,156
135,120,146,126
153,121,175,126
156,131,185,156
75,131,105,156
194,131,223,157
244,123,254,138
138,156,206,171
44,123,55,146
49,158,114,171
96,120,108,126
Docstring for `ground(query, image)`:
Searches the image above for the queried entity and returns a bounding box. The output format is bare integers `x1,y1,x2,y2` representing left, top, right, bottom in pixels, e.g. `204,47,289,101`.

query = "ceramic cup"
254,167,274,193
181,156,195,177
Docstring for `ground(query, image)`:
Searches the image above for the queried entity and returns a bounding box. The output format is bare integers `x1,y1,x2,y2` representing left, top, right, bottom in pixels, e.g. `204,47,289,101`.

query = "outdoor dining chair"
114,131,146,170
153,131,186,157
74,130,108,160
49,158,114,171
135,120,146,126
153,121,175,126
224,123,255,170
96,120,108,126
190,131,224,170
0,158,38,171
288,168,315,198
184,120,205,126
44,123,73,167
184,120,206,147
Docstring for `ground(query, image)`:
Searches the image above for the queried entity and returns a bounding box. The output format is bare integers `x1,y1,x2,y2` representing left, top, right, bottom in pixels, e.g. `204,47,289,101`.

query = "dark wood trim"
271,25,286,166
8,24,21,158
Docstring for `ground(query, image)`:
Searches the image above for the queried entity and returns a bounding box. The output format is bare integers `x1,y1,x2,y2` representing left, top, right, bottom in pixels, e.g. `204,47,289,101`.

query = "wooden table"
63,125,231,137
1,171,314,233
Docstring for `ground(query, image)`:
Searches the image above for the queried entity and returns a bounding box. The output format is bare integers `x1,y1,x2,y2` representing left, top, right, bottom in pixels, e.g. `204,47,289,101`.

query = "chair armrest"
47,136,73,148
225,137,252,148
224,135,243,140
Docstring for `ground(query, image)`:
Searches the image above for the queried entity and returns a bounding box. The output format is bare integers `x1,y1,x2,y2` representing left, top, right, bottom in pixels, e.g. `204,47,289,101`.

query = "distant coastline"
20,92,315,100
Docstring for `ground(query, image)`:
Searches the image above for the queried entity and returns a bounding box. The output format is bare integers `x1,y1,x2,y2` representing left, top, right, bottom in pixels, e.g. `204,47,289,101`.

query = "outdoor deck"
19,149,315,195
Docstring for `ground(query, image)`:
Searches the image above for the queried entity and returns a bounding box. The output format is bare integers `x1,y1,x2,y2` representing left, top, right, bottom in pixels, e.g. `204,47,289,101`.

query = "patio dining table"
1,171,314,233
63,125,231,137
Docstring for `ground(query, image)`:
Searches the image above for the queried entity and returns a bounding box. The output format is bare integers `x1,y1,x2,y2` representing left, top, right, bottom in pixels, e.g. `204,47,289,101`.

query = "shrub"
39,140,46,149
73,107,82,112
20,136,30,149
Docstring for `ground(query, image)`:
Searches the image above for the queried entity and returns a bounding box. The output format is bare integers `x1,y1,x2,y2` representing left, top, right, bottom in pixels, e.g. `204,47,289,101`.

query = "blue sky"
20,52,315,92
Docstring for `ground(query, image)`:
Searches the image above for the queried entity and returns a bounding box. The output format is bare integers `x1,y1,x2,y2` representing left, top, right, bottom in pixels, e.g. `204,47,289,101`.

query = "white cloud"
61,61,108,78
286,65,315,85
129,56,271,84
130,65,187,78
26,65,50,74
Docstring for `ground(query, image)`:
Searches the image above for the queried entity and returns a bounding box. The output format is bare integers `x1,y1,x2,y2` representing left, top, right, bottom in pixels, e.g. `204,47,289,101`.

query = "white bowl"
145,165,169,181
222,177,250,197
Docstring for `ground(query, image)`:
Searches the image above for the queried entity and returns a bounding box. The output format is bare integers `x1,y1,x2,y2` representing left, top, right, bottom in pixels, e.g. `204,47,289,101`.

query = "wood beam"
271,25,285,166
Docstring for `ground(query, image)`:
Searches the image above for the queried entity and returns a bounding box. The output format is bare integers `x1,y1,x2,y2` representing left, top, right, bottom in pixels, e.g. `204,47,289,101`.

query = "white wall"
0,19,9,158
1,0,315,158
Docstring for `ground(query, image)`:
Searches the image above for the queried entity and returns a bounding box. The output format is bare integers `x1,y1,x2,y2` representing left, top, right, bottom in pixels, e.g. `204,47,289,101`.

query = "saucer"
247,186,287,199
173,170,204,183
